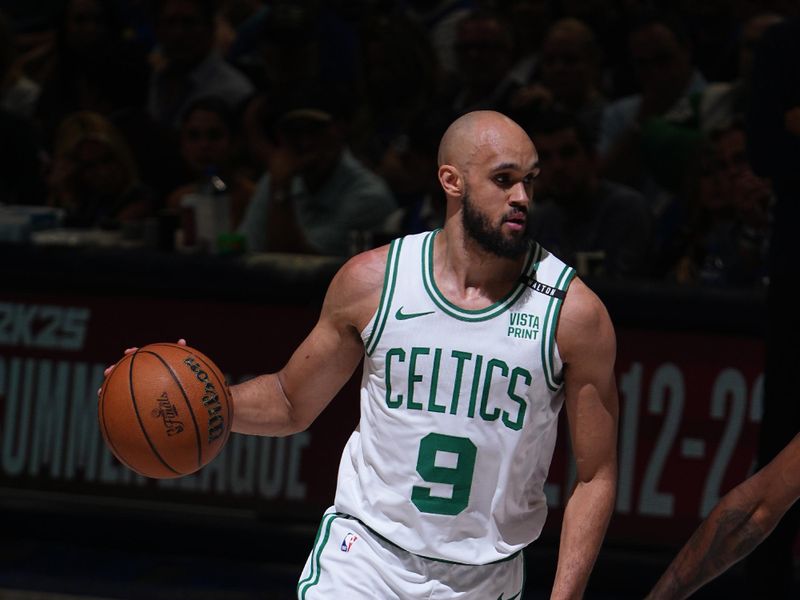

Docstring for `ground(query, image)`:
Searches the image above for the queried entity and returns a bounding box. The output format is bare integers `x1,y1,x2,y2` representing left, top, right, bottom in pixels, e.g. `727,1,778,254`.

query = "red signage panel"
0,294,766,551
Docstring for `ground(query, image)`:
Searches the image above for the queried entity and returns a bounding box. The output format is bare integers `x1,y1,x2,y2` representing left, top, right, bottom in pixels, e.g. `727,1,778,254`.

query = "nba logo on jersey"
340,532,358,552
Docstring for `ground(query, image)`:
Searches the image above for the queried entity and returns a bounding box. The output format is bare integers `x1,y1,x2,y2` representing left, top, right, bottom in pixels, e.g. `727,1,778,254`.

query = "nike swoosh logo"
497,592,521,600
395,307,435,320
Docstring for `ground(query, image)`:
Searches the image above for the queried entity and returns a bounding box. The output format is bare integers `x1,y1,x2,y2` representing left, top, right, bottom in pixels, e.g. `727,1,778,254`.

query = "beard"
461,192,530,259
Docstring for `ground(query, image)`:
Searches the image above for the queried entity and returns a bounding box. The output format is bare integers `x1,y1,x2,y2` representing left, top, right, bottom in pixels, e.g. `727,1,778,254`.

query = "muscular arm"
646,433,800,600
551,279,619,600
230,247,387,436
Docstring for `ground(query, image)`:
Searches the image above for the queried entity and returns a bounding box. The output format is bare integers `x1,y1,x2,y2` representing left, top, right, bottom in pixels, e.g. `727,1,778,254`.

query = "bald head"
437,110,533,170
436,110,538,257
436,110,538,218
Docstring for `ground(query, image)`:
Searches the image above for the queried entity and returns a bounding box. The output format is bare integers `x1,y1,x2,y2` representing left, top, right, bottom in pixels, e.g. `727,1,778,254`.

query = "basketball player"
646,432,800,599
108,110,619,598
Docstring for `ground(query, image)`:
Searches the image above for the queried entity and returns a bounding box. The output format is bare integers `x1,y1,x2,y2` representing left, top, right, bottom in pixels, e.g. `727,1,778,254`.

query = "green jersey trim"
365,238,403,356
541,265,576,391
421,230,541,322
298,512,337,598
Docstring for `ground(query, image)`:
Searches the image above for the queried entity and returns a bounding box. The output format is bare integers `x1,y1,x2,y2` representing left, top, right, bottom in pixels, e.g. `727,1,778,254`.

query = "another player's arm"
230,247,387,437
646,432,800,600
550,278,619,600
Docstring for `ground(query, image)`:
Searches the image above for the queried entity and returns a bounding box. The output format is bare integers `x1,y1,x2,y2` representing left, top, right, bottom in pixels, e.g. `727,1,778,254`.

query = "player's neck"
434,227,528,308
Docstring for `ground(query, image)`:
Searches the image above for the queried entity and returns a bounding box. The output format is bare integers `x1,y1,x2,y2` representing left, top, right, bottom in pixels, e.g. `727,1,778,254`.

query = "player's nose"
509,181,531,205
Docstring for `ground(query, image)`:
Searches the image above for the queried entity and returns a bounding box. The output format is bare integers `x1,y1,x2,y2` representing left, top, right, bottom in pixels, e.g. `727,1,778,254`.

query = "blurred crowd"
0,0,794,287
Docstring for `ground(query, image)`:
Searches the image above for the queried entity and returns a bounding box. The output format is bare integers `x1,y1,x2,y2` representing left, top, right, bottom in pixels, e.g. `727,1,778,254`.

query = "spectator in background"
17,0,180,208
0,9,40,119
378,108,451,239
34,0,150,144
254,0,360,97
511,17,606,140
0,10,45,204
598,12,707,188
525,109,652,280
557,0,641,98
403,0,475,78
110,105,185,212
237,89,396,256
669,123,771,287
349,13,441,172
598,12,707,275
745,12,800,599
47,111,154,229
148,0,253,128
497,0,552,80
254,1,320,93
214,0,269,64
1,1,64,87
165,95,252,230
695,12,784,134
443,9,530,115
233,91,271,200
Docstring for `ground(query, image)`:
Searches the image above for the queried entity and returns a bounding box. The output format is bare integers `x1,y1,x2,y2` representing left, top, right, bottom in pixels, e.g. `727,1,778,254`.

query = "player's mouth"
503,211,527,231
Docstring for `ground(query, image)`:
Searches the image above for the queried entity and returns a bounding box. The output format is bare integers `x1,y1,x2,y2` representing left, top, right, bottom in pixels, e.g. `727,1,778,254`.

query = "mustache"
503,207,528,221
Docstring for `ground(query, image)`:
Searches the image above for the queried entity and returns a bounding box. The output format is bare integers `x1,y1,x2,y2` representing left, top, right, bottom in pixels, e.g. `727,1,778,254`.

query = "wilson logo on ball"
99,342,232,479
183,356,226,442
151,392,185,436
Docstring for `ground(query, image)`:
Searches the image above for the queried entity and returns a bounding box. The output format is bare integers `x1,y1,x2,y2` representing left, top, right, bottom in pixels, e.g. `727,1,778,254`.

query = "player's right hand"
103,347,138,378
98,339,187,396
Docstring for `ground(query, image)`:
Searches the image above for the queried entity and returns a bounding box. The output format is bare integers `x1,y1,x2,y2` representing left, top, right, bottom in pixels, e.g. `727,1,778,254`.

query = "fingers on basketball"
97,342,233,479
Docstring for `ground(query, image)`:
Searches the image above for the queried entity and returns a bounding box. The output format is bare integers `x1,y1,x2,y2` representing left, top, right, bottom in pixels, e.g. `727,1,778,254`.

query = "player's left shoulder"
557,277,616,357
561,277,610,325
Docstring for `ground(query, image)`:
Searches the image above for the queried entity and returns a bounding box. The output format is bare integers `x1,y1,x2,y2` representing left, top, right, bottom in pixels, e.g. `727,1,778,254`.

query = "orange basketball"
98,342,233,479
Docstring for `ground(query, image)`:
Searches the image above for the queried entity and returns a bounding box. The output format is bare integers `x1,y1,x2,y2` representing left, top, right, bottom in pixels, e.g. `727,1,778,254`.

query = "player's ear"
438,164,462,197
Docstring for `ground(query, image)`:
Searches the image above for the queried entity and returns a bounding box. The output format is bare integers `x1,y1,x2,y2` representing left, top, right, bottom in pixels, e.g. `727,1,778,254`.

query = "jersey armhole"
540,265,577,391
363,237,403,356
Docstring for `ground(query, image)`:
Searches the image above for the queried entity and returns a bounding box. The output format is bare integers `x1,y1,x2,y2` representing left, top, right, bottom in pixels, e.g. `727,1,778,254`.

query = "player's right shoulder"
324,243,393,330
334,243,392,292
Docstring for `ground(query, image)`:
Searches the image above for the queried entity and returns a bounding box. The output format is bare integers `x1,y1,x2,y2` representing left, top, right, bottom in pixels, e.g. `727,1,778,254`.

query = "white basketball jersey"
334,230,576,565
